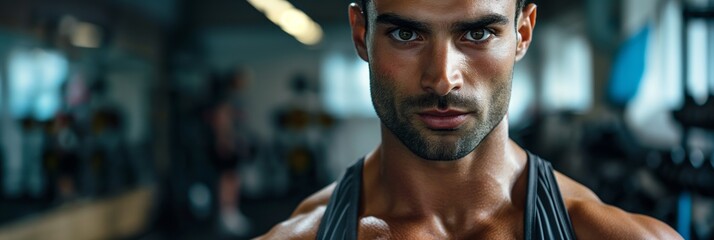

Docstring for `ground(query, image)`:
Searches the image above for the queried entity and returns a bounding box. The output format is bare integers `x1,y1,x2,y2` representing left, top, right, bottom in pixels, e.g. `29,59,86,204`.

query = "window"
540,25,593,113
320,51,375,118
8,48,68,120
686,17,711,104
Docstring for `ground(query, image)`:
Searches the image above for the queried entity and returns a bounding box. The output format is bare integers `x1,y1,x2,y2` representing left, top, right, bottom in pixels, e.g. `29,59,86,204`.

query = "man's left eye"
389,28,419,42
463,29,492,42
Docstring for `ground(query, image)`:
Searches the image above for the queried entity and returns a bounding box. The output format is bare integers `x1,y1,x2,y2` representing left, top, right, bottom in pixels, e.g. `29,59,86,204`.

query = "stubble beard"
370,71,512,161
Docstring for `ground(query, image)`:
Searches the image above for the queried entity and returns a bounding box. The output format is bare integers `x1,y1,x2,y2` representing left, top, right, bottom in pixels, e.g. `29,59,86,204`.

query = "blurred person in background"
259,0,683,239
207,67,253,236
43,113,80,201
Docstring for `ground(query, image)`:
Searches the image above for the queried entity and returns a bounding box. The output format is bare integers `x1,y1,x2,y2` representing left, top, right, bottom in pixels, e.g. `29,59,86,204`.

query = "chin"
411,138,473,161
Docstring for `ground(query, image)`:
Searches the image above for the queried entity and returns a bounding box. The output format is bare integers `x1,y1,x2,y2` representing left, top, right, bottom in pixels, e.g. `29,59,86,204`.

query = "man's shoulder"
553,172,682,240
255,183,336,240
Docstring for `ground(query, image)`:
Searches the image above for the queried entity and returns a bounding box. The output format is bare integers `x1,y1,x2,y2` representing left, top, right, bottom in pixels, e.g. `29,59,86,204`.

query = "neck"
362,117,528,229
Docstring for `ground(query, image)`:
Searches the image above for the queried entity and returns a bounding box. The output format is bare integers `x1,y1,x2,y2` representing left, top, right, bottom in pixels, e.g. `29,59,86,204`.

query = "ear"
349,3,369,61
515,3,537,61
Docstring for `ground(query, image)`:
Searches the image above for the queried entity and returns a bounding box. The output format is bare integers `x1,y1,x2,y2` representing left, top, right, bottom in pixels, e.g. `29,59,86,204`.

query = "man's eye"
389,29,419,42
463,29,492,42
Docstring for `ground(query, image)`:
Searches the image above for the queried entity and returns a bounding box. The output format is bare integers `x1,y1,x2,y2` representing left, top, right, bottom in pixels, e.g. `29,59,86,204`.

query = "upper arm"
567,200,682,240
554,171,601,202
257,206,325,240
256,183,337,240
290,183,336,217
553,171,681,239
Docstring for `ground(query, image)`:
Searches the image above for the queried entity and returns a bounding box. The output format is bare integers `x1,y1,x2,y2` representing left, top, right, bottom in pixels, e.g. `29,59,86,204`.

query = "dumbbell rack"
664,6,714,239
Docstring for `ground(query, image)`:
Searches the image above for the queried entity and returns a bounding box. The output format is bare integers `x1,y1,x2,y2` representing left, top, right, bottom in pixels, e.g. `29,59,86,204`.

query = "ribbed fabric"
524,152,577,240
316,158,363,240
317,153,576,240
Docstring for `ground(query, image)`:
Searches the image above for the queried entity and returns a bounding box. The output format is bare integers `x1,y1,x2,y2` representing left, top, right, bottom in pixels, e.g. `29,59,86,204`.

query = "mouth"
417,109,470,130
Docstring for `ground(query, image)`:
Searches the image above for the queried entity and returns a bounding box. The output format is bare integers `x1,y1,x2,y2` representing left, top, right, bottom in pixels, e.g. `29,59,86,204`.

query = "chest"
357,215,524,240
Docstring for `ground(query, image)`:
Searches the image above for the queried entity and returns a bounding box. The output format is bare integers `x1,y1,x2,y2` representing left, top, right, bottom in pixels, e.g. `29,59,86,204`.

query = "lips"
417,109,469,130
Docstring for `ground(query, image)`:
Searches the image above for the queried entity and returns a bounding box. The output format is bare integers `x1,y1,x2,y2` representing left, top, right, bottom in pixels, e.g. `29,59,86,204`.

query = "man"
259,0,682,239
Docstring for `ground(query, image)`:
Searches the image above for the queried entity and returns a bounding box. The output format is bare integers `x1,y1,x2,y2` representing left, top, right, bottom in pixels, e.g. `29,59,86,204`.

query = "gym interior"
0,0,712,239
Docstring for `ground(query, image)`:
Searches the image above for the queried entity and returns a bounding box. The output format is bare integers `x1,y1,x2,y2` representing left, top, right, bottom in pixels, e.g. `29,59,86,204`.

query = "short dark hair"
357,0,528,12
356,0,530,28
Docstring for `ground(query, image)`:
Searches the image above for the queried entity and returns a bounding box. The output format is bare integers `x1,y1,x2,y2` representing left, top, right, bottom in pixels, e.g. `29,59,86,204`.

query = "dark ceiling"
186,0,583,27
0,0,584,33
188,0,350,27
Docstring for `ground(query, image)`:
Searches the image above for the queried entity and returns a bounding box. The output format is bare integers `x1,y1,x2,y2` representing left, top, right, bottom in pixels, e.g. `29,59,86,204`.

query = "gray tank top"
316,151,576,240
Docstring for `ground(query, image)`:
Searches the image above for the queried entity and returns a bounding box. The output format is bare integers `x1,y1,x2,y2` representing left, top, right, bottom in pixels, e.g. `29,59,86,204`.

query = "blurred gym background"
0,0,712,239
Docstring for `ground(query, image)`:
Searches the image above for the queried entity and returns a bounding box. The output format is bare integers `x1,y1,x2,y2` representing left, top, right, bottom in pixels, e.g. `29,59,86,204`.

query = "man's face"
351,0,533,161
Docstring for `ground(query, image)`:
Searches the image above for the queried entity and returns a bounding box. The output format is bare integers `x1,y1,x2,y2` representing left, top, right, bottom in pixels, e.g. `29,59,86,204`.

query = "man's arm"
255,183,336,240
567,199,682,240
554,172,682,240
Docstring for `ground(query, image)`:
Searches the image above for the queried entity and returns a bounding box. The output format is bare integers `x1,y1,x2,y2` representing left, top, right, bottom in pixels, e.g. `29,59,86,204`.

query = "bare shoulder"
553,171,682,240
254,183,336,240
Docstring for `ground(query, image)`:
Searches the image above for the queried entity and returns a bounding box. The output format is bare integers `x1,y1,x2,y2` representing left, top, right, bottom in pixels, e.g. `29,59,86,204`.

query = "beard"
370,71,512,161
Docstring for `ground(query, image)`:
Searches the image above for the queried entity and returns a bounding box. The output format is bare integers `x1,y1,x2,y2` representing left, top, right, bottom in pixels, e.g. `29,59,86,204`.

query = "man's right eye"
389,29,419,42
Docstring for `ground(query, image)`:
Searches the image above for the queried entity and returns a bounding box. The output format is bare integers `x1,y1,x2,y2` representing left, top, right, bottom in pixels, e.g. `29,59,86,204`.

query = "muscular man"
259,0,682,239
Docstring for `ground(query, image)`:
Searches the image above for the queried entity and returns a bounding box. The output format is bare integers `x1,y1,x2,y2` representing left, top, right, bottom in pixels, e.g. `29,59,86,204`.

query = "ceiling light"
71,22,102,48
248,0,323,45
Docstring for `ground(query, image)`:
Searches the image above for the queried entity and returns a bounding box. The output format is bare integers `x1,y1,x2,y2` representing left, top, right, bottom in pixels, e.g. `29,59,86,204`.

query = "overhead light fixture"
58,15,102,48
247,0,323,45
71,22,102,48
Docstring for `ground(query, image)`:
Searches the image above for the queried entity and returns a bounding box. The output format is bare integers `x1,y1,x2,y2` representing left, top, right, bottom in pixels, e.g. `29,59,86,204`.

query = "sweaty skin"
258,0,682,239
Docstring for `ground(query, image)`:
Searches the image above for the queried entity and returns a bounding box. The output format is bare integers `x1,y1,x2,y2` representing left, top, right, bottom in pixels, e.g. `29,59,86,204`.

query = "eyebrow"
376,13,430,33
452,14,510,32
375,13,510,33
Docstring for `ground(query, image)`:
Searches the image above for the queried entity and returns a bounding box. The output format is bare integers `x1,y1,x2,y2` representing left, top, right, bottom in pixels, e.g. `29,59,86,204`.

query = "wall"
202,23,381,180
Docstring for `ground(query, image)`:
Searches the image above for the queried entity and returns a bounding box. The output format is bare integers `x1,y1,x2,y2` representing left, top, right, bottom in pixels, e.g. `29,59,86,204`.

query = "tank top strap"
524,151,577,240
317,153,576,240
316,157,364,240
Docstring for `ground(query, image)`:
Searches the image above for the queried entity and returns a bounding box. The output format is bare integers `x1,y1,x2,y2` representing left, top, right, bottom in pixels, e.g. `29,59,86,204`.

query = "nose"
420,41,464,96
